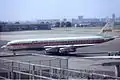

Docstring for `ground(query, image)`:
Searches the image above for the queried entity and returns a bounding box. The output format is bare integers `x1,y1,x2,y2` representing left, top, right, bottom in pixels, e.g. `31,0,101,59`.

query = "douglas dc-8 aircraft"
1,21,119,55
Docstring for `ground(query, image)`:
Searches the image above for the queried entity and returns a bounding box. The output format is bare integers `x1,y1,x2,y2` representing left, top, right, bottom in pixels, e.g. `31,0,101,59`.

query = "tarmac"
0,27,120,76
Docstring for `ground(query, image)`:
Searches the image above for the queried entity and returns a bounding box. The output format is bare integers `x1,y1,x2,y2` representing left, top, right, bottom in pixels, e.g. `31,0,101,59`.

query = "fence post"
115,65,120,77
11,61,14,79
66,58,69,79
49,60,52,78
28,61,31,79
18,62,21,80
32,65,35,80
7,61,10,79
8,71,10,79
59,59,62,80
39,60,42,79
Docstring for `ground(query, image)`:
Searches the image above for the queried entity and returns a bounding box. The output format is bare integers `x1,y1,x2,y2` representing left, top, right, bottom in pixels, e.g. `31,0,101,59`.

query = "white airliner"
1,21,118,54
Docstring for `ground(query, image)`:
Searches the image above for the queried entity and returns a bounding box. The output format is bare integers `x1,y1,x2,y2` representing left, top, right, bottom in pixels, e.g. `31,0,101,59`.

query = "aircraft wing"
44,44,95,48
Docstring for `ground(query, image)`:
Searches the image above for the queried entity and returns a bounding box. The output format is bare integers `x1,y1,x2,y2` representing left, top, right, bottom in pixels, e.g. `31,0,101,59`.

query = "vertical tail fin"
98,20,114,34
98,19,120,38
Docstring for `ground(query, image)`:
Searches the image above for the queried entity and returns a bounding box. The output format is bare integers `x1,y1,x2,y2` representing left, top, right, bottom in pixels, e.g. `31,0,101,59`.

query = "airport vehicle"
1,21,119,55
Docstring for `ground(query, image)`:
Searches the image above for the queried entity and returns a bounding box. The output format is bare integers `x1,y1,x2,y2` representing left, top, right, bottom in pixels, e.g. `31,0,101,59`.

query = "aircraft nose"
1,45,7,49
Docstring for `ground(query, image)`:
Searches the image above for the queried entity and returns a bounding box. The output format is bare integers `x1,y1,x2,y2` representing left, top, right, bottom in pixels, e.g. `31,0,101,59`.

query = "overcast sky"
0,0,120,21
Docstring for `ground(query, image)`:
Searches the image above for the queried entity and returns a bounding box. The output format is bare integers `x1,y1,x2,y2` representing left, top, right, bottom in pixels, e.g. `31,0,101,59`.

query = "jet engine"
45,47,59,53
45,46,76,54
59,46,76,54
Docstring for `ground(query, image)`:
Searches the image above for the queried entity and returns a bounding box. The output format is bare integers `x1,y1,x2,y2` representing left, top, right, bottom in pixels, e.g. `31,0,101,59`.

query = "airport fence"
0,58,120,80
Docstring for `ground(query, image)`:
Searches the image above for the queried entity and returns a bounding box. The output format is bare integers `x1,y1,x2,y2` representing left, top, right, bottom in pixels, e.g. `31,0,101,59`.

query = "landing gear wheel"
13,51,16,56
44,50,49,55
59,50,69,56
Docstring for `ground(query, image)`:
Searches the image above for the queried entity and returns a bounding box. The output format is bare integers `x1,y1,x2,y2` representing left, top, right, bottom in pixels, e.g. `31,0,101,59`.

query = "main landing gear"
12,51,16,56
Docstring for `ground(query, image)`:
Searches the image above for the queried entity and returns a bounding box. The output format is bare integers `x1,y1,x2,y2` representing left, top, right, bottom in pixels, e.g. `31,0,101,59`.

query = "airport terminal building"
0,22,51,32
